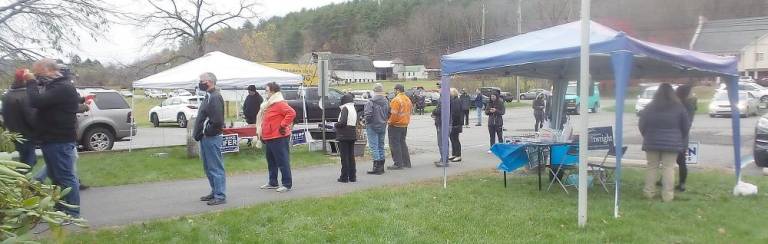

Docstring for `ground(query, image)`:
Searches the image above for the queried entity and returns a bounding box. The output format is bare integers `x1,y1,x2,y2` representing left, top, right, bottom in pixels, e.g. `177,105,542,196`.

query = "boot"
367,160,378,174
367,160,385,175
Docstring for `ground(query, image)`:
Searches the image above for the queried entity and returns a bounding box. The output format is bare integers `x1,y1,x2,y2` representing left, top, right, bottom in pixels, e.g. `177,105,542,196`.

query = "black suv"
282,87,365,124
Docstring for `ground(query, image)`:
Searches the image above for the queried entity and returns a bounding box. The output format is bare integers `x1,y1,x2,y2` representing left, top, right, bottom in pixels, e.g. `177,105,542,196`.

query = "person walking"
459,89,471,128
25,59,81,217
638,83,690,202
3,69,38,169
675,84,697,192
449,88,464,162
473,89,484,126
486,92,506,152
193,72,227,206
334,93,358,183
364,83,389,175
533,94,546,132
387,84,412,170
243,85,263,124
256,82,297,193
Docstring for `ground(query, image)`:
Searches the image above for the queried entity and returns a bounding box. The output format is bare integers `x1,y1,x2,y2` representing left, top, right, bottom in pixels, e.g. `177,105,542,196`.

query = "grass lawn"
61,168,768,243
31,145,334,187
604,100,710,114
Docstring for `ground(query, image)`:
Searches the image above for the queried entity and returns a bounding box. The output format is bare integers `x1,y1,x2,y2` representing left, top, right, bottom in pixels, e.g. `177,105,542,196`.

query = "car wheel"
177,113,187,128
519,95,525,100
83,127,114,151
151,113,160,127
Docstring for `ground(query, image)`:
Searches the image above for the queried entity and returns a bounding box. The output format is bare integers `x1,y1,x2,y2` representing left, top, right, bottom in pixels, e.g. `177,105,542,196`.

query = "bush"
0,128,86,242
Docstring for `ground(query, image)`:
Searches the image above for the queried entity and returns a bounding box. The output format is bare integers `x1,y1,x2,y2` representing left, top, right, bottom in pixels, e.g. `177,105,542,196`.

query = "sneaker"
199,194,214,201
207,198,226,206
337,178,349,183
487,150,492,154
276,186,291,193
260,184,279,189
450,157,462,162
448,156,457,160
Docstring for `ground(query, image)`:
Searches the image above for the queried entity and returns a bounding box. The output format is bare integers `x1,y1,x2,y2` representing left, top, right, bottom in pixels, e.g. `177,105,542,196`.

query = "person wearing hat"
243,85,263,125
364,83,390,174
387,84,413,170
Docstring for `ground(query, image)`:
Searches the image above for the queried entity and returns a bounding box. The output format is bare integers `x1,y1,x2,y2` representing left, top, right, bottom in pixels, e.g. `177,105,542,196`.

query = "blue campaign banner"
588,126,614,150
291,129,307,146
222,134,240,153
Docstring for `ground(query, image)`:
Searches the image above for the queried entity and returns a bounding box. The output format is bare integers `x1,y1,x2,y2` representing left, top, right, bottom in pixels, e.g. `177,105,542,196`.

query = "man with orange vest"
387,84,413,170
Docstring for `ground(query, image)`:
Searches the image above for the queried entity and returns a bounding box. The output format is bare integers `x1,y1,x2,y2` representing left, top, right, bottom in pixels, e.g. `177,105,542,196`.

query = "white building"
302,52,376,84
691,16,768,79
399,65,428,80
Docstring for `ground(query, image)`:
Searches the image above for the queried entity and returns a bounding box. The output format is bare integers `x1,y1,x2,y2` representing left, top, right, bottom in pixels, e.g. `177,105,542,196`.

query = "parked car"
565,81,600,114
148,96,203,128
635,84,679,113
119,89,133,98
519,89,552,100
718,82,768,103
169,89,193,97
754,114,768,168
76,88,137,151
282,87,365,124
708,91,759,118
348,90,374,101
145,89,168,99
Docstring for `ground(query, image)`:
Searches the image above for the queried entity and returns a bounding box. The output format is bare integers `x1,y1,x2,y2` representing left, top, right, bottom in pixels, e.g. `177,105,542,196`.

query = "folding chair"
588,146,628,193
547,144,579,193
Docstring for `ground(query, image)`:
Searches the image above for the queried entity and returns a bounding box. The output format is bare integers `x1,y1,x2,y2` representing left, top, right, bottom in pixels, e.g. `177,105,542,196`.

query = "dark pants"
265,137,292,188
15,139,38,167
463,110,470,125
388,126,411,167
41,142,80,217
450,130,461,157
338,140,356,181
534,111,545,132
677,151,687,185
488,124,503,147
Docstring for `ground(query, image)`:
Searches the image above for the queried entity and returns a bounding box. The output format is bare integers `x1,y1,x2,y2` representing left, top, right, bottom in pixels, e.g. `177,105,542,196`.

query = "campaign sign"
686,142,699,164
588,126,614,150
291,129,307,146
222,134,239,153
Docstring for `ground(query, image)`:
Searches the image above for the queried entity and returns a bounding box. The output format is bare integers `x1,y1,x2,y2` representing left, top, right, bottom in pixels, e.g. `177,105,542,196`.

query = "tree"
0,0,111,60
139,0,258,59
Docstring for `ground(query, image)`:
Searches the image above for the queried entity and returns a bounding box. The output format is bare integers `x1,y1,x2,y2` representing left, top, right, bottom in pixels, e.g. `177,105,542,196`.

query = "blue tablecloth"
491,144,529,173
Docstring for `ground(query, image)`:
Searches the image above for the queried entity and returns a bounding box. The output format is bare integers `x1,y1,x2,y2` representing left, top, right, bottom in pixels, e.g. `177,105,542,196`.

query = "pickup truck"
282,87,366,124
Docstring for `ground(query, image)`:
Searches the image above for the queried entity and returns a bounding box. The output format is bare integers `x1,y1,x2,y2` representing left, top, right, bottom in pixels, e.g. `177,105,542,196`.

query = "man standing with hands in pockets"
194,72,227,206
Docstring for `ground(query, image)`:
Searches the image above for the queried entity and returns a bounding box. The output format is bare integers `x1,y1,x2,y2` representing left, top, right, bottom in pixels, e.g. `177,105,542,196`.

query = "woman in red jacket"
256,82,297,193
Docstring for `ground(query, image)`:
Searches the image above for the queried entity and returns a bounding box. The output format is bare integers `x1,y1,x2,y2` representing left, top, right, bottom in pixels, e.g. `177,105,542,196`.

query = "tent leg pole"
611,50,634,219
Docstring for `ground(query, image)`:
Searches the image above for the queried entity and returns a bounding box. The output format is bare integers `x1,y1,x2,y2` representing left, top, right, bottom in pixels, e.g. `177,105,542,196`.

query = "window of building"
757,53,765,61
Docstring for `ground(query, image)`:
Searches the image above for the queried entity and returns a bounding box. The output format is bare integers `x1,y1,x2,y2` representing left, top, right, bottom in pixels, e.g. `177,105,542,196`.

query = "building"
373,58,404,80
301,52,376,84
399,65,428,80
425,68,441,80
691,16,768,79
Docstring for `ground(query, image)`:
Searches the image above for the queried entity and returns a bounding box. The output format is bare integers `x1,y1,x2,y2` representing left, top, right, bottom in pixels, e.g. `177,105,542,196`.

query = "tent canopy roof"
441,21,738,80
133,51,303,89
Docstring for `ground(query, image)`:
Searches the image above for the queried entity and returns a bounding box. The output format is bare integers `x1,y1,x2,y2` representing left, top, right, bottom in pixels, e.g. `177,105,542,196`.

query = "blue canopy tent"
438,20,740,218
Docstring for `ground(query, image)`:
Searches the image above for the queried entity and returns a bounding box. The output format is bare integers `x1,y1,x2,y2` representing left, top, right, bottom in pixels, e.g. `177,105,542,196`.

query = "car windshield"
566,85,577,95
714,92,747,101
640,88,657,99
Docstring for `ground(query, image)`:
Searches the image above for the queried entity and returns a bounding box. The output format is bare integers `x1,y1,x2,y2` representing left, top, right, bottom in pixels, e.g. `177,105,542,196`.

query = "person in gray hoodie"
638,83,689,202
364,83,390,175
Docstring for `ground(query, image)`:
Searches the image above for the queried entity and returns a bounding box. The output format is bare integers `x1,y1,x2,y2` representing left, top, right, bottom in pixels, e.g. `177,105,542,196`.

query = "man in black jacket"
242,85,263,124
26,59,81,217
3,69,38,167
194,72,227,206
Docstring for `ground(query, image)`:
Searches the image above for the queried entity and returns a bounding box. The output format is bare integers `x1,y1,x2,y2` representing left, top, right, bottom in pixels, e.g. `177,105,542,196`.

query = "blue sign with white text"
222,134,239,153
588,126,614,150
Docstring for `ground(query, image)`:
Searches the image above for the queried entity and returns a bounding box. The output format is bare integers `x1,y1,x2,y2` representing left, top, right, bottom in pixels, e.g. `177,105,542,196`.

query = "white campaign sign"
686,141,699,164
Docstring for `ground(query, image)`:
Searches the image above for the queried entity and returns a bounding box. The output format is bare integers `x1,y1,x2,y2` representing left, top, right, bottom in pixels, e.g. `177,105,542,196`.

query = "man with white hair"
193,72,227,206
25,58,81,217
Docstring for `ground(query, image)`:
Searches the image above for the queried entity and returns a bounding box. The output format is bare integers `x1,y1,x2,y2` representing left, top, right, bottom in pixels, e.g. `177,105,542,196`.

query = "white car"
718,82,768,103
169,89,193,97
348,90,374,101
145,89,168,99
119,90,133,97
148,96,203,128
635,85,678,113
708,91,759,118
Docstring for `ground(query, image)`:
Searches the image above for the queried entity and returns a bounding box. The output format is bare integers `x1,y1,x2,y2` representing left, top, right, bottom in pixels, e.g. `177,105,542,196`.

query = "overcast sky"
71,0,348,65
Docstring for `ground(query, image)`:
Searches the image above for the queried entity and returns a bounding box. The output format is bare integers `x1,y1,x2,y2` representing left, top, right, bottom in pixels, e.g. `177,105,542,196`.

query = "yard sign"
686,141,699,164
222,134,239,153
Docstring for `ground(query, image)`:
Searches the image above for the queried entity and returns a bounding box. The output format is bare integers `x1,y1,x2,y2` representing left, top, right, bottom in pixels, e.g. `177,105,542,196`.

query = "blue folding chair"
547,144,579,193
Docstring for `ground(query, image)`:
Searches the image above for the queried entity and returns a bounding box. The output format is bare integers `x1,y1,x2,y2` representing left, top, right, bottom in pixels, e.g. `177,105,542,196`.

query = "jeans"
475,107,483,125
366,126,386,161
15,140,37,167
436,126,445,162
644,151,677,202
200,135,226,200
388,125,411,167
488,125,503,147
35,147,79,182
265,137,292,188
41,142,80,217
338,140,356,181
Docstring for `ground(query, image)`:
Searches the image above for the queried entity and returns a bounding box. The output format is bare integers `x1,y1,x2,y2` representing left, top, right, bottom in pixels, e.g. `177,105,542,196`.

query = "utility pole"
481,2,486,45
515,0,523,102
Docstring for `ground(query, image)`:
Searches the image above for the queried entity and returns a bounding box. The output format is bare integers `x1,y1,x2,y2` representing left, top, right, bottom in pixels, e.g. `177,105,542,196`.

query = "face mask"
198,83,208,91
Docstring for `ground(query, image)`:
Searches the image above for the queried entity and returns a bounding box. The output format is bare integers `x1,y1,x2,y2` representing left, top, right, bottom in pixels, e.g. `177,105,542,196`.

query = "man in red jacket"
256,82,296,193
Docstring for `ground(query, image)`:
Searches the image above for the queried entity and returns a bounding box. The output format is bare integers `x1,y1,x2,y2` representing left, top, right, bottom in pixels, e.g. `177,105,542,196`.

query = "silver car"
77,88,137,151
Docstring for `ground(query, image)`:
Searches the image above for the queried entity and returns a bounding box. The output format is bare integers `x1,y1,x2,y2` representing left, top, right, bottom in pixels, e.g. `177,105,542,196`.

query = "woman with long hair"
486,92,505,152
638,83,690,202
532,94,546,132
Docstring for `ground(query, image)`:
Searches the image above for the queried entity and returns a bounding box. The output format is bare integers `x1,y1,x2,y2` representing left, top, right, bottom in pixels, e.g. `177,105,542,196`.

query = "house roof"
314,52,374,72
693,17,768,54
373,60,393,68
